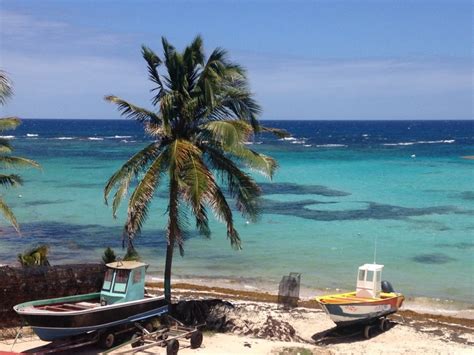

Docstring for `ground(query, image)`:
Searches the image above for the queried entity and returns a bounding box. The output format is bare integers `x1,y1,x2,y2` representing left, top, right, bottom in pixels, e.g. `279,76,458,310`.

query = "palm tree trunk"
164,177,179,302
164,237,174,302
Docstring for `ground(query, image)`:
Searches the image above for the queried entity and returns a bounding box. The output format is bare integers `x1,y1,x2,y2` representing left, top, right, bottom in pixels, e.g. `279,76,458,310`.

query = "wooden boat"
315,263,404,328
14,261,168,341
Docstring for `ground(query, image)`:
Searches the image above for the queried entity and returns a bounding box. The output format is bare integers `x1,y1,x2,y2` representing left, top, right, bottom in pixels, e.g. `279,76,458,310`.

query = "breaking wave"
106,135,132,139
315,144,347,148
383,140,455,146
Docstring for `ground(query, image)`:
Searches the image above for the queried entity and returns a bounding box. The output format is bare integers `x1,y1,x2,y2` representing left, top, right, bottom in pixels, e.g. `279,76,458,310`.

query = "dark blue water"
13,119,474,145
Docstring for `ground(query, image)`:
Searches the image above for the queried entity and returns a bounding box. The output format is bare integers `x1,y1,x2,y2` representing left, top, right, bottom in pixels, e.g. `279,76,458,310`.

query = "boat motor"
381,280,395,293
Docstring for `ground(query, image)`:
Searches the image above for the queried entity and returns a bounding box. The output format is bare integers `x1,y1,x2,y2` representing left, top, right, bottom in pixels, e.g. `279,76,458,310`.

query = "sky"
0,0,472,120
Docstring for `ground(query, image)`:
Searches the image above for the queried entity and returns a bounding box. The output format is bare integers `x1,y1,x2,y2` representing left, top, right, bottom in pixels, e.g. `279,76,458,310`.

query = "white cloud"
0,9,147,118
237,54,472,119
0,9,132,53
1,51,152,118
0,10,68,40
245,56,470,95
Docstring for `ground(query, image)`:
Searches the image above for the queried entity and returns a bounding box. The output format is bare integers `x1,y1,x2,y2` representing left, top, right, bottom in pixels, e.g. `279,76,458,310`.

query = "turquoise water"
0,120,473,304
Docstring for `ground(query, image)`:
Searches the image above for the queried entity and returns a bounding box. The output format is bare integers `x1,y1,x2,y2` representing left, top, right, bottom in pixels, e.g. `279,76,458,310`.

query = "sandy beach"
2,282,472,354
1,303,472,354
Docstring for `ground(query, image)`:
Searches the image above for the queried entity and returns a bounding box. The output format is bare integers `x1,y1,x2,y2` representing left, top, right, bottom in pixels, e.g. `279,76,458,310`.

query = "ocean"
0,119,473,307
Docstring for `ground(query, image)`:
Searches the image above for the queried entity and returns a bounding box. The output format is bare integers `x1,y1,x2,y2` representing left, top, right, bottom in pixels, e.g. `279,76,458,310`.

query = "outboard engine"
381,280,395,293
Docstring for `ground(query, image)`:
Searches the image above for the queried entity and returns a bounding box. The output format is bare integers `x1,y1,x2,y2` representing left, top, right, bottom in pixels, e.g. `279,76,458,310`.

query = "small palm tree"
104,36,286,301
18,244,50,267
0,71,40,232
102,247,117,264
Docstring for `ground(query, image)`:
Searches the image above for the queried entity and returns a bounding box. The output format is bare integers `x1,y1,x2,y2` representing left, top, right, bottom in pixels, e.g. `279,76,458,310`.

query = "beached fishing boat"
315,263,404,333
14,261,168,341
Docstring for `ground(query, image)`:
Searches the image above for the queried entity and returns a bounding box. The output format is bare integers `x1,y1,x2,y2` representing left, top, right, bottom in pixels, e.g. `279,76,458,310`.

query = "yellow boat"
315,264,404,331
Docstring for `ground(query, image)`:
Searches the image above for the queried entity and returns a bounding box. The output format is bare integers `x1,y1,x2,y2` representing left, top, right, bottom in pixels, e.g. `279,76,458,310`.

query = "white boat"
315,263,404,330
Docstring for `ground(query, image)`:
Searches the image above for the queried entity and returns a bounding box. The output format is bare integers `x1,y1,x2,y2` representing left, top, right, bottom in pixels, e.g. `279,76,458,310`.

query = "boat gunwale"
14,293,166,316
315,291,403,305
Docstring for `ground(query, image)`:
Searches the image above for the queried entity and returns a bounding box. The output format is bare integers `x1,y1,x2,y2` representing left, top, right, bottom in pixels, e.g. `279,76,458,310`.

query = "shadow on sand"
311,321,399,345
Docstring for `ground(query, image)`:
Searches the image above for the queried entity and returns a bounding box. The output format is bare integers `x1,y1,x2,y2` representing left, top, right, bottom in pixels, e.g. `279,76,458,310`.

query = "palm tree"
18,244,50,267
0,71,13,105
104,36,286,301
0,71,40,232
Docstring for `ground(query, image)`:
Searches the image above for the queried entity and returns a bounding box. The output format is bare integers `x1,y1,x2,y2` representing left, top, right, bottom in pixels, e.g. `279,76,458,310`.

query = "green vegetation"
18,244,50,267
104,36,285,301
102,247,140,263
0,71,40,233
102,247,117,264
276,347,315,355
123,247,141,261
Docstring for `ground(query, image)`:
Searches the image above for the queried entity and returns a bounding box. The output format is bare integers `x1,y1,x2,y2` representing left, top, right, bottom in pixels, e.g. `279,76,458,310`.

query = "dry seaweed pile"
172,299,298,341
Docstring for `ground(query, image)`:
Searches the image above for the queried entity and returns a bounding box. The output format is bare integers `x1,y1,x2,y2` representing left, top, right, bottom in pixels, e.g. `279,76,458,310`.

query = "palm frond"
174,143,242,248
194,203,211,238
217,91,261,131
104,96,162,125
183,35,204,93
0,71,13,105
161,37,186,93
172,141,214,235
125,147,169,237
228,145,278,179
141,45,166,105
178,143,209,209
104,142,161,212
196,69,261,130
205,177,241,249
203,145,261,221
0,173,23,187
260,125,290,138
159,90,182,130
0,138,12,153
0,196,19,233
161,37,177,67
0,117,21,132
203,47,232,76
200,120,253,148
0,156,41,169
184,35,205,67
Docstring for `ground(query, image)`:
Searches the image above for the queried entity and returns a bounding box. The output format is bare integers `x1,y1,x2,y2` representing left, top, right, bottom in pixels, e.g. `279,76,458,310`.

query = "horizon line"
19,117,474,122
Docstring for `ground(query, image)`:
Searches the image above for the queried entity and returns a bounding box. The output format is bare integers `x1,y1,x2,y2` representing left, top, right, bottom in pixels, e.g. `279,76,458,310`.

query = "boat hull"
317,294,404,327
15,295,168,341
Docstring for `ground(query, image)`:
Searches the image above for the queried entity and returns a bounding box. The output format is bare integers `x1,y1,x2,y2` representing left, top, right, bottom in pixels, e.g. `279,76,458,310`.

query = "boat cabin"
100,261,148,305
356,263,383,298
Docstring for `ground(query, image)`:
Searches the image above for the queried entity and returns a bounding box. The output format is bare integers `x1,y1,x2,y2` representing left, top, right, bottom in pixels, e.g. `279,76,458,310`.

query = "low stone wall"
0,263,106,326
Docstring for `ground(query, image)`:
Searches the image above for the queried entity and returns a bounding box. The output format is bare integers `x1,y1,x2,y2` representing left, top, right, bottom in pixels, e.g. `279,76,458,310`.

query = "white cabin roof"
359,263,384,271
106,261,148,270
